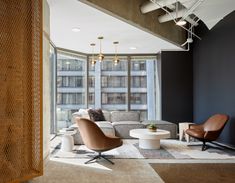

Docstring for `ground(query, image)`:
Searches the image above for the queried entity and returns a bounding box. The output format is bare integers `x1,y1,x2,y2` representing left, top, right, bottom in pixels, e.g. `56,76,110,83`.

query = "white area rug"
51,139,235,160
161,140,235,159
53,140,145,159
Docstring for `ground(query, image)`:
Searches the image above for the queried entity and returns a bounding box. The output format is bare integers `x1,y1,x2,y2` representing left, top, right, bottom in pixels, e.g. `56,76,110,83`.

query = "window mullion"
127,56,131,111
85,56,89,108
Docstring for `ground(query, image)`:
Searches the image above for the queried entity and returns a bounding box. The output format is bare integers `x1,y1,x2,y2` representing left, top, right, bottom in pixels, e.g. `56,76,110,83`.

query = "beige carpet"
35,138,235,183
30,159,163,183
151,163,235,183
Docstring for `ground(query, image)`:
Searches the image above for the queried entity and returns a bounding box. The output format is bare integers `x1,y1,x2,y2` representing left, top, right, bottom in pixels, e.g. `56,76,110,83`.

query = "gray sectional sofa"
70,110,177,145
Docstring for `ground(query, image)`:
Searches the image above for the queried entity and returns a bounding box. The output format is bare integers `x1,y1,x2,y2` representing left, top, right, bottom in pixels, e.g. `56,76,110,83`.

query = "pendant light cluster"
90,36,120,66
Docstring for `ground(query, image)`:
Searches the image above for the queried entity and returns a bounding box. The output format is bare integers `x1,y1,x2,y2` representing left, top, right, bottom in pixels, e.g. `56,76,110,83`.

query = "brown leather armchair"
185,114,229,151
76,118,123,164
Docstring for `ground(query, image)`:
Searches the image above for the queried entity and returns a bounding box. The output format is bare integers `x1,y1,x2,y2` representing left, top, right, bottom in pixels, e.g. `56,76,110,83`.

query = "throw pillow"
88,109,105,121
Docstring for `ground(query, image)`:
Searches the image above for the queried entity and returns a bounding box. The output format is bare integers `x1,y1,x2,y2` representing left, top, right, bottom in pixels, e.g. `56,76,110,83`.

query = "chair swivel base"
85,152,114,164
187,142,208,151
188,141,223,151
202,141,225,151
202,141,207,151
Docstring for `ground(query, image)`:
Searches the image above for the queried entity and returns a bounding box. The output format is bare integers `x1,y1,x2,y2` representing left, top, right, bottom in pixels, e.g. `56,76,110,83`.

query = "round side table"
59,128,77,152
179,122,194,142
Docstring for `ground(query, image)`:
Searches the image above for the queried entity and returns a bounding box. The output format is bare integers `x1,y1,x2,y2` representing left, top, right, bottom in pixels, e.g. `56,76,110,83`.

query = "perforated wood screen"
0,0,42,182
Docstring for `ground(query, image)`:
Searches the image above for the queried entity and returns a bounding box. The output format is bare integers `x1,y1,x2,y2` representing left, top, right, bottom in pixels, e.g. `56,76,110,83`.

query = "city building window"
101,58,127,71
102,93,126,105
57,93,85,105
131,60,146,71
57,76,84,88
131,93,147,104
89,93,95,105
131,76,147,88
101,76,127,88
57,53,85,71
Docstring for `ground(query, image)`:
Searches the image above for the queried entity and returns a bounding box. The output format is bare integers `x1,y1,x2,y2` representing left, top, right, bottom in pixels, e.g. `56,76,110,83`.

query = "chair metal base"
202,141,207,151
202,141,228,151
187,141,224,151
187,141,208,151
85,152,114,164
187,141,209,151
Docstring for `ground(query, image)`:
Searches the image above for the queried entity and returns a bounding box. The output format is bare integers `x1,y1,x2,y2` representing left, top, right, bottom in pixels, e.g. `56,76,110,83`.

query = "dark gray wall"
193,11,235,146
161,51,193,123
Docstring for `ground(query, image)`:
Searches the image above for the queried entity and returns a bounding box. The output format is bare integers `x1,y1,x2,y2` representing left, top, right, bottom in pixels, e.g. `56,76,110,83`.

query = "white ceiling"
47,0,181,54
181,0,235,29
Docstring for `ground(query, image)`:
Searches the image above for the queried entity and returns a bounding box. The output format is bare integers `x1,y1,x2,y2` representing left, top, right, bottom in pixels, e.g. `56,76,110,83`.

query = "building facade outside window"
100,57,128,110
130,57,149,120
56,51,87,130
56,50,158,131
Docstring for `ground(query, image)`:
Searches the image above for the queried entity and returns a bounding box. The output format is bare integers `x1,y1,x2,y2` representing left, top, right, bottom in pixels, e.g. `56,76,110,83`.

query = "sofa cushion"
88,109,105,121
112,121,145,138
111,111,140,122
102,110,111,121
112,121,142,126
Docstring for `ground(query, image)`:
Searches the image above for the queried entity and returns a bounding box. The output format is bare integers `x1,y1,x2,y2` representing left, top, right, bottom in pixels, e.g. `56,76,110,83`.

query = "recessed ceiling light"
72,27,80,32
129,46,137,50
176,20,187,26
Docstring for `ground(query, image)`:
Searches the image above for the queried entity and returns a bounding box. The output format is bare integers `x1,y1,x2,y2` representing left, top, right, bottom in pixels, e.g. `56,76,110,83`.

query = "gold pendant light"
90,43,96,66
97,36,104,62
113,41,120,65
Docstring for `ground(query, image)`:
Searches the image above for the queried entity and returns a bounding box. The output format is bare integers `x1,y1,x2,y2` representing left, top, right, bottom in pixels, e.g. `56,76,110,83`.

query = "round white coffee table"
129,129,170,149
59,128,77,152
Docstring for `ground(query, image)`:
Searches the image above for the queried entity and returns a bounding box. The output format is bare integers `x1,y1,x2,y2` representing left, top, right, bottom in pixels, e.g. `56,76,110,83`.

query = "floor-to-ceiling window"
101,56,128,111
56,50,87,131
50,44,57,135
54,49,158,132
131,57,148,121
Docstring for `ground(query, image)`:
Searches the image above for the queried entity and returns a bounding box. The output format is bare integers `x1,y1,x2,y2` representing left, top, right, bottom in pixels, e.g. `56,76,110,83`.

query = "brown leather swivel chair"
185,114,229,151
76,118,123,164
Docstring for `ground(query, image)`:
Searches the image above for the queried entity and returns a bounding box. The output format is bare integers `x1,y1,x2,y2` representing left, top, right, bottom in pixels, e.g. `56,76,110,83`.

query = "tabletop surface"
129,128,170,139
59,128,77,135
